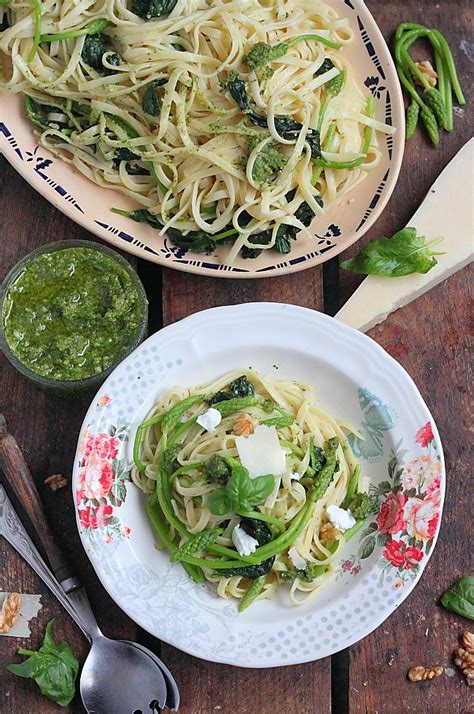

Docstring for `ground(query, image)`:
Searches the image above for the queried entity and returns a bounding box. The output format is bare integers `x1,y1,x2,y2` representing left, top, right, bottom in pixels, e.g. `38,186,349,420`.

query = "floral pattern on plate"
76,419,131,542
71,304,444,667
347,421,441,589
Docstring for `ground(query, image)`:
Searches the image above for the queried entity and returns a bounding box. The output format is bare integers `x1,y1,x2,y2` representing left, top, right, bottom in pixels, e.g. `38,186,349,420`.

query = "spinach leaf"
225,75,321,157
341,227,444,277
105,52,121,74
207,459,274,516
113,147,141,163
7,619,79,707
166,227,217,254
24,97,71,133
112,148,150,175
81,34,107,69
226,74,252,113
142,78,167,116
81,34,121,73
131,0,177,20
0,11,9,32
242,189,321,259
315,58,335,76
207,375,255,405
124,163,151,176
441,576,474,620
114,208,163,230
309,441,326,475
273,116,321,158
220,518,275,579
110,209,218,254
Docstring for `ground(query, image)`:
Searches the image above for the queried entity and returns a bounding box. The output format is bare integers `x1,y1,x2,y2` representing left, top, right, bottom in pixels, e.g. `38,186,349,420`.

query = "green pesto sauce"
3,247,144,381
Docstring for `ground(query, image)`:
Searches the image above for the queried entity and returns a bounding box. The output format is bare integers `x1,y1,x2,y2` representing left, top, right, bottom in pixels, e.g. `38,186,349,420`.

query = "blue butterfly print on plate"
349,388,395,461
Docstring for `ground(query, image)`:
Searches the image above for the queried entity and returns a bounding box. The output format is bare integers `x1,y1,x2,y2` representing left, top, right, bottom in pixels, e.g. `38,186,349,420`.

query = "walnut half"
319,522,341,542
455,631,474,686
414,60,438,88
44,473,68,491
233,413,255,437
408,665,444,682
0,593,22,633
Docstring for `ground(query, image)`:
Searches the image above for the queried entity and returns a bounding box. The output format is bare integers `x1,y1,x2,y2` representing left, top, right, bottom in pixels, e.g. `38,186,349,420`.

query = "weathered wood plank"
346,267,473,714
339,2,473,712
0,159,137,713
1,1,471,712
161,268,324,325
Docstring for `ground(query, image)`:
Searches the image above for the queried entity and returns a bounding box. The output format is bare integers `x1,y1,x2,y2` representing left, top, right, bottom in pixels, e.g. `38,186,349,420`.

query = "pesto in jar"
2,247,145,381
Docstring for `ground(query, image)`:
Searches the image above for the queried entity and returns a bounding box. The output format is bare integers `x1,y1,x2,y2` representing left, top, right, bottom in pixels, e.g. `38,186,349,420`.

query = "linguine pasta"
0,0,395,262
132,370,370,609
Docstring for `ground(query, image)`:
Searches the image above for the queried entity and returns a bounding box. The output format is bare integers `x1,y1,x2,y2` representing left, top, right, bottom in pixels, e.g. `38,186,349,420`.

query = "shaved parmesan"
235,425,286,478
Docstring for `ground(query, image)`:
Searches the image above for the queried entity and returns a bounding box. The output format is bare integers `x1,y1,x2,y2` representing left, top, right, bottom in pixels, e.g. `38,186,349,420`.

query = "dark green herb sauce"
3,247,144,381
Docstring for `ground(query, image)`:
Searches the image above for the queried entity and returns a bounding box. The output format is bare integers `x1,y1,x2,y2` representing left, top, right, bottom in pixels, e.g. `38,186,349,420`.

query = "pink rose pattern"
344,421,441,587
76,422,131,542
376,491,407,535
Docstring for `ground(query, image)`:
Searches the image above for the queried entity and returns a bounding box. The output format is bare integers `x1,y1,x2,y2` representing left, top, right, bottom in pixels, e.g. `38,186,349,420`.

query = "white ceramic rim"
72,304,444,667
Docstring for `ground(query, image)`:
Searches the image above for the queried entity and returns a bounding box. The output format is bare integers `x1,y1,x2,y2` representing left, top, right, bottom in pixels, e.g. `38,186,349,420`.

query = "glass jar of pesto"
1,240,148,394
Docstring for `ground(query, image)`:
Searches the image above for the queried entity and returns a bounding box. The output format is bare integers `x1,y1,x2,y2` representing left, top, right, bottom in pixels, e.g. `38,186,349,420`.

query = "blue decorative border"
1,121,23,160
1,2,398,274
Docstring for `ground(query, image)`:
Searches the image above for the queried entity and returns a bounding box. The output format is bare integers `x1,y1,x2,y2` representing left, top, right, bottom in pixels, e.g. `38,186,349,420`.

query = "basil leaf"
207,486,230,516
247,474,275,504
440,576,474,621
7,619,79,707
226,465,254,510
207,461,275,515
341,227,444,277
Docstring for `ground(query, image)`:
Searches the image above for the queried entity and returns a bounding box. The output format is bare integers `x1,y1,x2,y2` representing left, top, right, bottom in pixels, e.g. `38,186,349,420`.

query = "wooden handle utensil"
0,413,74,586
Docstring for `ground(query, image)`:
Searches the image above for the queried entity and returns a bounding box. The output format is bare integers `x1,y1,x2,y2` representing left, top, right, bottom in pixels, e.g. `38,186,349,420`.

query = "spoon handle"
0,414,75,587
0,484,91,638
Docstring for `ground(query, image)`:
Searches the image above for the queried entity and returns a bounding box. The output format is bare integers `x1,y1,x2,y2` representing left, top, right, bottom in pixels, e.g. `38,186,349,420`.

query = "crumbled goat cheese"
232,524,259,557
326,504,356,532
196,408,222,432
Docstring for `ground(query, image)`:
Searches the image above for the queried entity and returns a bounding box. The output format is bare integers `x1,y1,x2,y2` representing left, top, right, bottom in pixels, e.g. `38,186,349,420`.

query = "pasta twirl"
0,0,395,262
132,370,373,609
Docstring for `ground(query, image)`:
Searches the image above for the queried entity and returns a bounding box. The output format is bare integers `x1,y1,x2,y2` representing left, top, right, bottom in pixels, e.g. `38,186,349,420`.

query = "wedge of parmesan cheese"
336,139,474,333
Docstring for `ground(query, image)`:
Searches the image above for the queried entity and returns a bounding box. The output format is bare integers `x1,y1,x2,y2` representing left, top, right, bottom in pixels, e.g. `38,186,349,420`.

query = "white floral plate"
0,1,404,278
72,304,444,667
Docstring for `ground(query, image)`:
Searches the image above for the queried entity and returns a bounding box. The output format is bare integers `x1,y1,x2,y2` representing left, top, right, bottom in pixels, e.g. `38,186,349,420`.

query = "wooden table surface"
1,1,472,712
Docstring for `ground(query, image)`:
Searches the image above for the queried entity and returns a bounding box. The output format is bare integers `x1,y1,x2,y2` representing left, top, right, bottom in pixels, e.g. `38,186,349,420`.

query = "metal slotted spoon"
0,416,178,713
